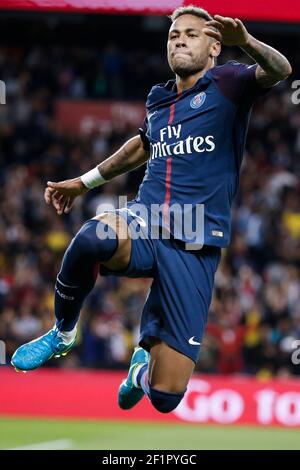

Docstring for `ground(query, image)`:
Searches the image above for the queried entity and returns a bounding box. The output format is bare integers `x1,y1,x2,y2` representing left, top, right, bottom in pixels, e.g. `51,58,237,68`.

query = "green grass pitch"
0,418,300,450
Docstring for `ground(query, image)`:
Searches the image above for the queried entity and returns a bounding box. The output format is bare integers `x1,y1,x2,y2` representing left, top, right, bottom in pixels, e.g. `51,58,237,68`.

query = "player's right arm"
44,134,149,215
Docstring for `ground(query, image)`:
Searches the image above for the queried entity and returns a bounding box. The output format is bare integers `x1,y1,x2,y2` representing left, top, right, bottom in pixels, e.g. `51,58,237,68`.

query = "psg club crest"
190,92,206,109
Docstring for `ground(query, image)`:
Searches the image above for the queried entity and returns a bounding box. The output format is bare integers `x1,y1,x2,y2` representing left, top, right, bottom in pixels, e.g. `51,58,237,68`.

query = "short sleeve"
211,61,270,106
138,117,150,152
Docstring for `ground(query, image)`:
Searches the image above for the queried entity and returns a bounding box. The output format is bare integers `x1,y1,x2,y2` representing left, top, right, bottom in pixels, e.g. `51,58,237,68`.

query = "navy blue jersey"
135,61,268,248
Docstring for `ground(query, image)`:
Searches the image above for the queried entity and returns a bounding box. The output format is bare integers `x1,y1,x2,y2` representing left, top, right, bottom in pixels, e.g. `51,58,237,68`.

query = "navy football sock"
55,219,118,331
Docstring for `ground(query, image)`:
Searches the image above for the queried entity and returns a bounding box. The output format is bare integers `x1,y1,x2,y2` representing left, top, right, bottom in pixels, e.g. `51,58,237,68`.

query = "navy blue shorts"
100,208,221,364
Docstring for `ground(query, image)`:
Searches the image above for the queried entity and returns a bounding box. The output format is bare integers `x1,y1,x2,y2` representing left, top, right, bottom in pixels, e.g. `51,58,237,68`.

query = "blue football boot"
11,327,76,372
118,347,150,410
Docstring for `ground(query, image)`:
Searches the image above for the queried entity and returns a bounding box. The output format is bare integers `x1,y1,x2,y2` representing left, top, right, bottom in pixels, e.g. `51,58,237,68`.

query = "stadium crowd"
0,44,299,377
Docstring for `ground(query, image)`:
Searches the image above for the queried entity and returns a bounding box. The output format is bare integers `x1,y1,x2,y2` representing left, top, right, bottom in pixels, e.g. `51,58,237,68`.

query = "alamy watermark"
0,80,6,104
291,80,300,105
95,196,208,250
0,340,6,364
291,340,300,365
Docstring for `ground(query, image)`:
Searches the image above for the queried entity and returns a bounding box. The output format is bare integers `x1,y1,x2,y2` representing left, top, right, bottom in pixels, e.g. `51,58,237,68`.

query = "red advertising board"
56,100,145,134
0,0,299,23
1,368,300,427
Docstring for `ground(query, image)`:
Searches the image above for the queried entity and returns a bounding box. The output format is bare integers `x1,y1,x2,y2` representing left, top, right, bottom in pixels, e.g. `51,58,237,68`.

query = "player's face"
167,14,216,77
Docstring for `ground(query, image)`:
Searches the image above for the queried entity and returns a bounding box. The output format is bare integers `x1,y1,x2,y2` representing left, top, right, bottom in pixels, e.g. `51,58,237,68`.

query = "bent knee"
93,212,129,240
66,218,118,263
68,219,99,255
93,212,111,224
93,212,131,270
149,386,186,414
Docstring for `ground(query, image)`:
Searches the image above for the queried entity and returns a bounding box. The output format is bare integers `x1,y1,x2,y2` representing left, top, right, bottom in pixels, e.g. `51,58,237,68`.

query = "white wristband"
80,166,107,189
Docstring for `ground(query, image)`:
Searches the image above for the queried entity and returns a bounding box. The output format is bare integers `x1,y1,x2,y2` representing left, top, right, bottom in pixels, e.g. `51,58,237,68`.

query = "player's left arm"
204,15,292,87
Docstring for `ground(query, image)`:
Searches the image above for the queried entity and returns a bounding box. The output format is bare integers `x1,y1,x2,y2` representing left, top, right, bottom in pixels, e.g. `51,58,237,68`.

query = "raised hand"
203,15,250,47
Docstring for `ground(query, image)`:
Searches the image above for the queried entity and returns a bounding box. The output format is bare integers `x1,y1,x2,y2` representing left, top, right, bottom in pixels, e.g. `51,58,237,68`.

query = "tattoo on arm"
242,35,292,88
99,136,149,180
